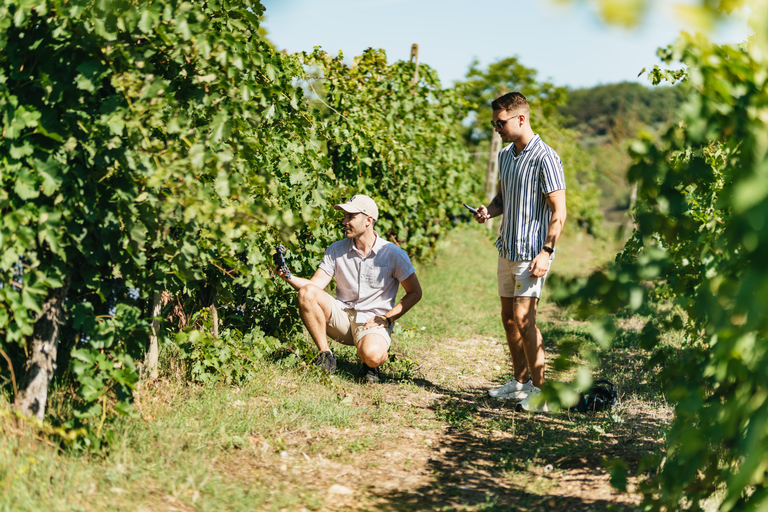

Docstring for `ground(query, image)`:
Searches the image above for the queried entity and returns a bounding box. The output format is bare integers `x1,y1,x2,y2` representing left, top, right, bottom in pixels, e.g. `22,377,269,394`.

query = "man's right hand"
474,205,490,223
274,266,291,280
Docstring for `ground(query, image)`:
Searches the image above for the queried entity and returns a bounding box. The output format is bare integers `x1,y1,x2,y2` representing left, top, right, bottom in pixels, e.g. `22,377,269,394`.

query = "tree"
456,56,568,144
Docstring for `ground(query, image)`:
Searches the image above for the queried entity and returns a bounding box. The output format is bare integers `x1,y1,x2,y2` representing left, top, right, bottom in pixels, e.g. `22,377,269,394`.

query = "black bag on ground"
569,379,618,413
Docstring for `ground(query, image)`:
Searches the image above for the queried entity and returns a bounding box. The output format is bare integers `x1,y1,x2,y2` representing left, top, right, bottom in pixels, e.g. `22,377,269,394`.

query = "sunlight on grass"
1,223,675,512
402,224,624,347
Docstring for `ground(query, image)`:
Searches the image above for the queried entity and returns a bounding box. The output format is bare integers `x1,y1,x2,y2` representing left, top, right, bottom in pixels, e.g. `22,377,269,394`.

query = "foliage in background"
1,0,320,428
558,81,687,212
456,56,568,145
551,3,768,509
560,81,686,143
0,0,475,430
303,47,478,261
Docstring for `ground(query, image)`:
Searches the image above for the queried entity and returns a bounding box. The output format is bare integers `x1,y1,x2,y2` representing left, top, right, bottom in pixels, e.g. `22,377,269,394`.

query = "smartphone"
462,203,479,215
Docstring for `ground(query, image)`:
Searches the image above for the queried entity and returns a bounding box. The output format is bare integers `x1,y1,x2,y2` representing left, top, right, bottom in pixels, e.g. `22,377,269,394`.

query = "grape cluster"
107,297,117,317
106,279,119,317
11,258,24,292
127,287,140,300
273,244,292,279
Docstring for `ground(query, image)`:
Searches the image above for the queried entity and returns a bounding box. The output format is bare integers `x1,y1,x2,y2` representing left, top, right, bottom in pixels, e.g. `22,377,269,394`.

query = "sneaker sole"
488,390,531,400
515,403,549,413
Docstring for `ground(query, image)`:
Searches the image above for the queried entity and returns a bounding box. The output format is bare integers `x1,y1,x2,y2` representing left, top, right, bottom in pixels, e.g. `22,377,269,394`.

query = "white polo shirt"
319,233,415,323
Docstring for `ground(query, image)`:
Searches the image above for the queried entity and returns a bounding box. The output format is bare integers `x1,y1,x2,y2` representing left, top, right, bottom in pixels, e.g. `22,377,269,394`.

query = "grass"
0,223,678,511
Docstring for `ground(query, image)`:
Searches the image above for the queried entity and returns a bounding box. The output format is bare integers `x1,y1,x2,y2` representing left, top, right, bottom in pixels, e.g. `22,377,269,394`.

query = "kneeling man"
277,195,422,383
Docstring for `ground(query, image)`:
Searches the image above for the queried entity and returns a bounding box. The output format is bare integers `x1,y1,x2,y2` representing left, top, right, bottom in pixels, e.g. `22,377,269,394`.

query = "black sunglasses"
490,114,521,130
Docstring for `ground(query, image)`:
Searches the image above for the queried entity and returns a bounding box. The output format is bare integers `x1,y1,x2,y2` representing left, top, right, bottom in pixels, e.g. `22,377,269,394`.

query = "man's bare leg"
357,333,389,368
297,284,335,352
500,296,532,384
512,297,544,388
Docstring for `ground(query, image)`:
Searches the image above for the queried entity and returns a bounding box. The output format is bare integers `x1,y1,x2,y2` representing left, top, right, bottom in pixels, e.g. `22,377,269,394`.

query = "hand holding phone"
463,203,479,215
463,202,489,222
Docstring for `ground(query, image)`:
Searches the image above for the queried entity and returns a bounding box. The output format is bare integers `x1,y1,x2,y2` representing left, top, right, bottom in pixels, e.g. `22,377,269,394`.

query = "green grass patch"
1,225,678,512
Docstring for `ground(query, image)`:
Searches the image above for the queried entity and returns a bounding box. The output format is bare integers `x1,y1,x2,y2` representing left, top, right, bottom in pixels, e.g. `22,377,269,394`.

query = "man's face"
341,211,370,238
492,109,524,143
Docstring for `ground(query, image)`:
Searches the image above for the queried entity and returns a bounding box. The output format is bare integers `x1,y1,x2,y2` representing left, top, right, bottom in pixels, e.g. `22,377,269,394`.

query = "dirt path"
233,319,670,511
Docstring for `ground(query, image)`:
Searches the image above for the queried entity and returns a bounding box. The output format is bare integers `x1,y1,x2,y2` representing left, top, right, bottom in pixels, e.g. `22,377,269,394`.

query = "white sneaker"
515,386,549,413
487,378,532,399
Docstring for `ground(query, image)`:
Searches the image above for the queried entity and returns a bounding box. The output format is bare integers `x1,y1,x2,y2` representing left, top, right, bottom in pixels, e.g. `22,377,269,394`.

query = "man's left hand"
364,315,389,330
529,252,550,278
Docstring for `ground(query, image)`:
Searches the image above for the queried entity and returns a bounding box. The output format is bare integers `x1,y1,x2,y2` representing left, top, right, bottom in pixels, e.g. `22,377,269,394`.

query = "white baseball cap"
333,194,379,221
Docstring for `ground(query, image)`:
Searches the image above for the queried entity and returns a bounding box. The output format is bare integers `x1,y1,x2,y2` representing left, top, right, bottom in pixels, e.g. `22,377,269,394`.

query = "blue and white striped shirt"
495,134,566,262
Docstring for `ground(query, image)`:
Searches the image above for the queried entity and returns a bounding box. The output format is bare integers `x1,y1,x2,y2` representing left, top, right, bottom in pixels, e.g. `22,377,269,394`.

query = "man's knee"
358,350,389,368
363,350,388,368
358,335,389,367
297,284,323,307
513,297,537,321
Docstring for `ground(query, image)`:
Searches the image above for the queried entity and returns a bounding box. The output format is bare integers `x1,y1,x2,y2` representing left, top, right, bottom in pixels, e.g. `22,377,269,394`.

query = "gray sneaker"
312,351,336,374
488,377,532,399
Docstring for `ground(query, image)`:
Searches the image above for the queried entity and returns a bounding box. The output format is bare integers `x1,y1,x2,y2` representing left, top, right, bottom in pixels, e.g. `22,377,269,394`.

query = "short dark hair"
491,92,529,113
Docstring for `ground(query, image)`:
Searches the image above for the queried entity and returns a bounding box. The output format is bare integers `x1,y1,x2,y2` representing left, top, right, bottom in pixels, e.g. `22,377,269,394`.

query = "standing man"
473,92,567,412
276,195,422,383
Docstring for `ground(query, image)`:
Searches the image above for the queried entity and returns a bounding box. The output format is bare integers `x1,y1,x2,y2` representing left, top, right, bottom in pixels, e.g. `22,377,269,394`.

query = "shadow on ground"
365,373,665,511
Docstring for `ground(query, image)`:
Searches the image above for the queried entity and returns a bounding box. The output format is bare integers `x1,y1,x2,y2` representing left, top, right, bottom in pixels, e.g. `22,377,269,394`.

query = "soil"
218,318,672,512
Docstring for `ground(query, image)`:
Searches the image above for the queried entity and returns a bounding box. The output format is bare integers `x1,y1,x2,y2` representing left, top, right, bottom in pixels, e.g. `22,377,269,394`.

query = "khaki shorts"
497,256,551,299
326,298,392,349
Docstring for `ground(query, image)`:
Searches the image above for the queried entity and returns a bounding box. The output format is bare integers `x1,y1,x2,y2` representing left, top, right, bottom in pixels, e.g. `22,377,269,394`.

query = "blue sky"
259,0,751,89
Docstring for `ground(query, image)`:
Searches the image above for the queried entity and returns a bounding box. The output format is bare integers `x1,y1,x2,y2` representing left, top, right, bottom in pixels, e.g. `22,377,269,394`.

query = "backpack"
569,379,619,413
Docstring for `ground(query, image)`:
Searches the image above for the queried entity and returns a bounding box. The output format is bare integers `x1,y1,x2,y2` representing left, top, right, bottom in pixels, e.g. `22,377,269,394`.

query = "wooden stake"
410,43,419,83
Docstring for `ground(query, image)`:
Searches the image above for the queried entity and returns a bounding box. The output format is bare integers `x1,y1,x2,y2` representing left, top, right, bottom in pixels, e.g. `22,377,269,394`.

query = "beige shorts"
497,257,550,298
326,299,392,349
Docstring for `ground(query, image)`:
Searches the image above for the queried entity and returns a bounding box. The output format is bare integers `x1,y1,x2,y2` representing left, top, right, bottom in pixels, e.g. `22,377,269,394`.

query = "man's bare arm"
278,267,333,291
474,183,503,223
364,272,423,329
543,189,567,249
529,189,567,277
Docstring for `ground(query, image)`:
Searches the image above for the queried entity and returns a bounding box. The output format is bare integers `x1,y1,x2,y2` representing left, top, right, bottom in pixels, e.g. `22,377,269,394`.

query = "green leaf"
35,157,62,197
74,402,102,420
113,400,135,416
138,9,157,33
210,112,232,143
215,170,231,197
9,142,34,159
72,348,98,365
189,144,206,170
13,167,39,200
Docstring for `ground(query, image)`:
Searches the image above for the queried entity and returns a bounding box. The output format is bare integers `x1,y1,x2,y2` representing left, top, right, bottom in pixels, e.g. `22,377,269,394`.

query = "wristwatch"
379,316,391,327
542,245,554,254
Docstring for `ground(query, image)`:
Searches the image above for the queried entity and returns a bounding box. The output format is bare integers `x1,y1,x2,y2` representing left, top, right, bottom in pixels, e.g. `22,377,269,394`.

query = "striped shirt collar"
512,134,541,158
